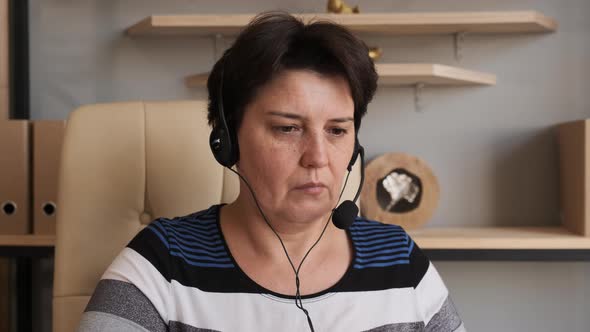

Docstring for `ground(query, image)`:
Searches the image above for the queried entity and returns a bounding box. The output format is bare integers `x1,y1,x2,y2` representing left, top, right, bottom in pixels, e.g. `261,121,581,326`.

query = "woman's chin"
282,200,334,224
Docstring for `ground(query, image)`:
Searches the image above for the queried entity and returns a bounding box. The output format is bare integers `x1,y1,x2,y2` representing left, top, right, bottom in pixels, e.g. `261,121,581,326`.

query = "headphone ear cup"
210,125,238,168
347,138,360,171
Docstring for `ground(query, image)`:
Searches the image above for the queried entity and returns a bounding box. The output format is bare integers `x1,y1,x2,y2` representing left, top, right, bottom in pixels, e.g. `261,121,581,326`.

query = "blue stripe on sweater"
351,218,412,269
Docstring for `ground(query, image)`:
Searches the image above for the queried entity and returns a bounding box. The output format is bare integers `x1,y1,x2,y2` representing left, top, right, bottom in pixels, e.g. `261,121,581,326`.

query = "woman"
79,11,465,332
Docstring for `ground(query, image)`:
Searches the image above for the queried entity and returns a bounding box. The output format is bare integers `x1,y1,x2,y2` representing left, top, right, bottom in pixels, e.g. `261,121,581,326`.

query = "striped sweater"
79,204,465,332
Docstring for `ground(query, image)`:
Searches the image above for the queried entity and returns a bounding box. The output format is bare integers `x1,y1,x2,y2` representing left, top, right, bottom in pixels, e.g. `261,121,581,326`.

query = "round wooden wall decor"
361,152,440,230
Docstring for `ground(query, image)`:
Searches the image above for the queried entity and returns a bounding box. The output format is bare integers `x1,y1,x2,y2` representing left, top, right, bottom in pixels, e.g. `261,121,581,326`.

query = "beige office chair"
52,100,361,332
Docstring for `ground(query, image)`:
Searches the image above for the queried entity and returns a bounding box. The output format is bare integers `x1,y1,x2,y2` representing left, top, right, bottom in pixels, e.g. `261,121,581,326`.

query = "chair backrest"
52,100,361,332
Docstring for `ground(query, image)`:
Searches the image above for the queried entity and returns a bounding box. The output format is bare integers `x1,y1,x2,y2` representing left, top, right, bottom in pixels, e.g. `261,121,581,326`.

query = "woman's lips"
295,182,326,195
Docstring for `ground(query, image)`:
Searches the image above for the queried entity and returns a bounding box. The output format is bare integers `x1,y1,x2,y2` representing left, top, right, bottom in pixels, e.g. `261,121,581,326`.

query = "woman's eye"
329,128,347,136
275,126,299,133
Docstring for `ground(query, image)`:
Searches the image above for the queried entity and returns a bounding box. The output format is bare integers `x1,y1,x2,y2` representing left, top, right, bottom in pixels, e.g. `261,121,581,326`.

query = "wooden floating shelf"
377,63,496,85
0,234,55,247
126,11,557,37
185,73,208,87
408,226,590,250
185,63,497,87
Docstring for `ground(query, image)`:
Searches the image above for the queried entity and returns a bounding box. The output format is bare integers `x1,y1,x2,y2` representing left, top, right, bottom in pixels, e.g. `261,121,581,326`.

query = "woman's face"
236,69,356,225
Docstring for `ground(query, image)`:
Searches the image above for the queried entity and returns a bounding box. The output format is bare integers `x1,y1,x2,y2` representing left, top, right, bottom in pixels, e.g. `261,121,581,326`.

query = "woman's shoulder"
138,204,233,269
349,216,409,242
144,204,222,240
349,216,412,252
348,216,427,278
150,204,221,228
141,204,224,251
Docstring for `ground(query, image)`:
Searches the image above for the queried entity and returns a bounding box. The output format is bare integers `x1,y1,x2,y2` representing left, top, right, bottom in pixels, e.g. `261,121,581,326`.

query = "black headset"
208,62,239,168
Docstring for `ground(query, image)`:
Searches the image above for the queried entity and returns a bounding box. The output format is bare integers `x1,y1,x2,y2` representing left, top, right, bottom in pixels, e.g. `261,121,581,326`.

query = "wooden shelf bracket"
414,82,426,112
453,32,467,61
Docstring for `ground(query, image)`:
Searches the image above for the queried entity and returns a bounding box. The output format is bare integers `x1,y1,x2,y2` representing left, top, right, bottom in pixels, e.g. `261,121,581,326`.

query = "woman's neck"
222,194,339,265
219,193,353,296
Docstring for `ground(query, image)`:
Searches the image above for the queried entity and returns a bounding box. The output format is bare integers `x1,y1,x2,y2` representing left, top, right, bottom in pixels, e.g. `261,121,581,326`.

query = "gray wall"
29,0,590,331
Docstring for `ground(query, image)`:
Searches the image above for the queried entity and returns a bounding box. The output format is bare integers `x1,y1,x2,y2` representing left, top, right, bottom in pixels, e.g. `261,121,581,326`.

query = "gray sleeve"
424,296,465,332
78,311,152,332
78,279,168,332
453,322,467,332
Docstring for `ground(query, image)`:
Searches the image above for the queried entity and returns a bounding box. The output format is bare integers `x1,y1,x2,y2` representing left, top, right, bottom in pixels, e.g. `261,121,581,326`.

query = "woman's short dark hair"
207,11,378,135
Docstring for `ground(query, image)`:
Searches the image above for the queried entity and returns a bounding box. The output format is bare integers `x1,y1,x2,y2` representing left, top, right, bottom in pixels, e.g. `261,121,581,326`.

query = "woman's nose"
300,133,329,169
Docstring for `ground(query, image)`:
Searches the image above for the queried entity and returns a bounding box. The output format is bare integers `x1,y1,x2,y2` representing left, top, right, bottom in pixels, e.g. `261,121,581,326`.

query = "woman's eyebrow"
266,110,353,123
329,117,354,123
267,110,302,120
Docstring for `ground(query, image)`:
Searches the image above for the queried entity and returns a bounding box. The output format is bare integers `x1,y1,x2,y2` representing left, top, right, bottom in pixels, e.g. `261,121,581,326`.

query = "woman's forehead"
248,70,354,120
